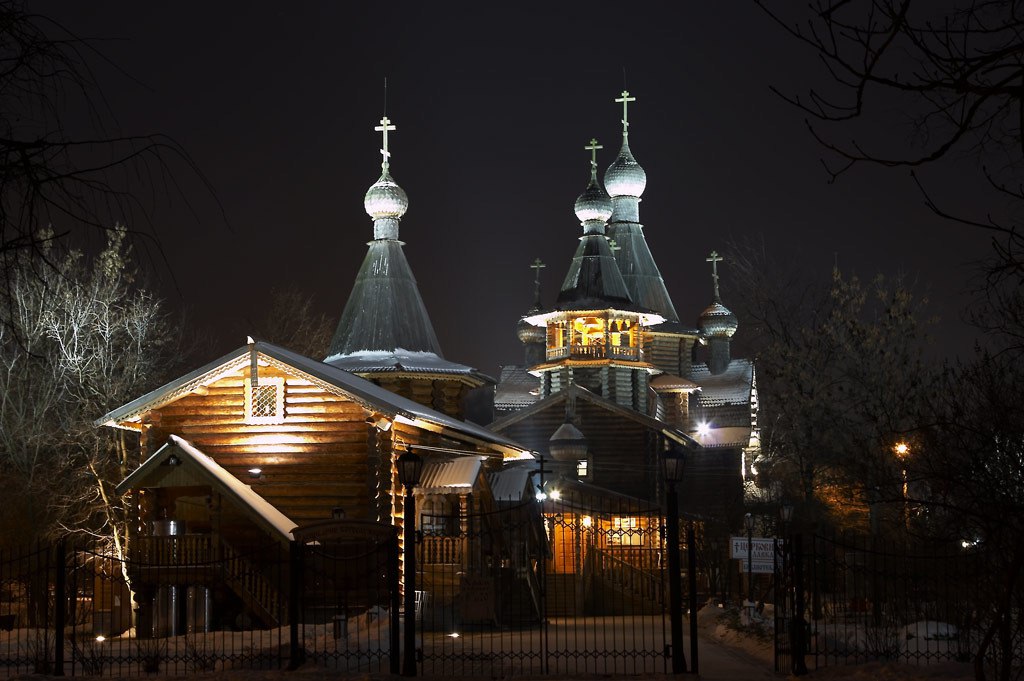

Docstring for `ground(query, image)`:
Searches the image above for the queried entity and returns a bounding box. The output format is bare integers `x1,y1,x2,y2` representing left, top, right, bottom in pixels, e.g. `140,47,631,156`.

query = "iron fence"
775,530,1006,674
0,495,703,678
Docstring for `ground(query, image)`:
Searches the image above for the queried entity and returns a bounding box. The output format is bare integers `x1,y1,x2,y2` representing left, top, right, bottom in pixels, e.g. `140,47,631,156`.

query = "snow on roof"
417,457,482,492
651,373,701,392
324,347,490,381
115,435,297,541
494,365,541,410
691,359,754,407
488,465,534,502
96,341,529,458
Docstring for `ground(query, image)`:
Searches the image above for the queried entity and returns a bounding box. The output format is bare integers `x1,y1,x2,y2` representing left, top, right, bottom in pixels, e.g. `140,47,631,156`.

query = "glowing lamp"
396,448,423,490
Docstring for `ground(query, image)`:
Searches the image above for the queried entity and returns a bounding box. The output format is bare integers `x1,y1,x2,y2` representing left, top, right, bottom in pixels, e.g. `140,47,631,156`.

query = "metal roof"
324,348,487,380
96,341,530,458
691,359,755,407
417,457,482,492
494,365,541,410
327,239,443,359
555,233,637,311
607,222,679,323
115,435,297,541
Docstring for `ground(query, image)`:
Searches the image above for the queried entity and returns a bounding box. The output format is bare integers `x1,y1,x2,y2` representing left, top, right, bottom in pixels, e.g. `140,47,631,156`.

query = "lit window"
610,516,642,546
245,377,285,424
577,459,589,478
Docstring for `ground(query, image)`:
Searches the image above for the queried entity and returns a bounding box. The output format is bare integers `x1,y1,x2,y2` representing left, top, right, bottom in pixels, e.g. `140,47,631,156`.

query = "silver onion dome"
574,177,613,224
604,138,647,198
516,316,545,344
699,301,739,338
364,172,409,220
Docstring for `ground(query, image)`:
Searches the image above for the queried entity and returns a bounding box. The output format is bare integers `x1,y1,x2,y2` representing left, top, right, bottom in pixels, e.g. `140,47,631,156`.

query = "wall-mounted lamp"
248,468,262,479
166,453,181,466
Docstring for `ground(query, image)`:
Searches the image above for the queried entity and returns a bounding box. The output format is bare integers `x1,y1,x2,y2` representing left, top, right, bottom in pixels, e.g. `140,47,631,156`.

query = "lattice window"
576,459,589,479
245,377,285,424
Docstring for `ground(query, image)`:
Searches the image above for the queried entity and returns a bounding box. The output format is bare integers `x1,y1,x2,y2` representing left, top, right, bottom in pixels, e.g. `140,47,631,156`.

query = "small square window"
245,377,285,424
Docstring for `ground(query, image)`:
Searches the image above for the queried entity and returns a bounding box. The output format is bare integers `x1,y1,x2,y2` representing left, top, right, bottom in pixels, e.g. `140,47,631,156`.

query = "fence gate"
415,491,671,676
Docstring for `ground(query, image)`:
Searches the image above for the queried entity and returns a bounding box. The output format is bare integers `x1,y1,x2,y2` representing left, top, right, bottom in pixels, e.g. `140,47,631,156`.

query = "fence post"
389,533,401,674
288,540,304,670
792,532,807,675
687,520,699,676
53,539,66,676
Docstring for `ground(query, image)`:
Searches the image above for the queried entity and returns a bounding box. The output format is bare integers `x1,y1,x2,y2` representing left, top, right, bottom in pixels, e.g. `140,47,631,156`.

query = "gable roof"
115,435,296,541
691,358,755,407
96,341,531,459
489,383,700,450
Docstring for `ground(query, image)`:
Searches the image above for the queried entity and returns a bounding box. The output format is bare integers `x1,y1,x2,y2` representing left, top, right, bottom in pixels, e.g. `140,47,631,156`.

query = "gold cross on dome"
706,250,723,300
615,90,636,133
374,116,396,170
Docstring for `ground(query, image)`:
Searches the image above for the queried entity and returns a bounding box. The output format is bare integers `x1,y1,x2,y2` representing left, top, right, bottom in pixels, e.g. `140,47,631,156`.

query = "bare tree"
245,286,337,359
0,226,181,554
726,242,937,530
759,0,1024,286
0,1,218,334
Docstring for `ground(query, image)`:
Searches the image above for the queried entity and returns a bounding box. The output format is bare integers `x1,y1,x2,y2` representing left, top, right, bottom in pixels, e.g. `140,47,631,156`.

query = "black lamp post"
397,447,423,677
661,445,687,674
744,512,755,619
785,503,808,676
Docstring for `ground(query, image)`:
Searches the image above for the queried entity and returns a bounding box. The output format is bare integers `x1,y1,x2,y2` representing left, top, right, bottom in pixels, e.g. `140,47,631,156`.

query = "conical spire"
326,116,444,362
556,139,633,310
603,90,679,323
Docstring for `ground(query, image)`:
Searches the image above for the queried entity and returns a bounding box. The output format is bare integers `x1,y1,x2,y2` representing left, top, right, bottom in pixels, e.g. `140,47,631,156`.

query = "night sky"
46,2,991,377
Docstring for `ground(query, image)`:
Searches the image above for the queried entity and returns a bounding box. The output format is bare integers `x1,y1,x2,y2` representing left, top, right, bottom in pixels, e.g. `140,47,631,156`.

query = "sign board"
730,536,781,560
738,559,776,575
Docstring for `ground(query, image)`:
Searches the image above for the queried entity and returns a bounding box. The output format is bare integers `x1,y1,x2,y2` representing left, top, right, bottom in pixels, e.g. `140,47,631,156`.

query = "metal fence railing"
774,531,1010,675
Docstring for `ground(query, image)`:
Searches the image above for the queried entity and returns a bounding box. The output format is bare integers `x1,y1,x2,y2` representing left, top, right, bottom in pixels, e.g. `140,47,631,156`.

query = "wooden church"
98,119,539,635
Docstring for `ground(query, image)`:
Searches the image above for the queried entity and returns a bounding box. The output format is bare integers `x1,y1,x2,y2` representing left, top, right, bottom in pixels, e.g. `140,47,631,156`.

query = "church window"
610,516,643,546
244,377,285,424
576,458,589,478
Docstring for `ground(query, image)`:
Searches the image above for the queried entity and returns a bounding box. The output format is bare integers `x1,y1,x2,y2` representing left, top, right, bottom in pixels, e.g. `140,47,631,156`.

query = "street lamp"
661,445,687,674
396,447,423,677
743,512,755,620
894,442,911,530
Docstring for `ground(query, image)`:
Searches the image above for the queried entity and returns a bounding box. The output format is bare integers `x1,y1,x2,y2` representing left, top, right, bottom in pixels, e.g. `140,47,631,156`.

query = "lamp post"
397,448,423,677
894,442,910,530
744,512,755,620
661,446,687,674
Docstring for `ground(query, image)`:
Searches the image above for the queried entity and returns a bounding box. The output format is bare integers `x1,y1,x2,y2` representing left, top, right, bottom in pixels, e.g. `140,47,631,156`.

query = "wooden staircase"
219,539,285,627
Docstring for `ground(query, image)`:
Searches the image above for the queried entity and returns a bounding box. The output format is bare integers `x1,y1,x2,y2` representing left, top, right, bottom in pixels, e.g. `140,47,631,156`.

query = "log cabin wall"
369,375,470,419
646,333,697,378
495,399,658,502
139,365,375,526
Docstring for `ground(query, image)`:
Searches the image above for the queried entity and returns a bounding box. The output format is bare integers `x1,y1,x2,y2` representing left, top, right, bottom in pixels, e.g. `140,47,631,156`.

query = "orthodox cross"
615,90,636,133
585,138,603,177
530,257,546,308
609,238,622,254
374,116,396,171
534,455,550,501
706,250,723,301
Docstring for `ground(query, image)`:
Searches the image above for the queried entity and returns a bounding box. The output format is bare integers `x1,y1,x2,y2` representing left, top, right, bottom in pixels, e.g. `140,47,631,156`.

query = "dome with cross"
364,172,408,220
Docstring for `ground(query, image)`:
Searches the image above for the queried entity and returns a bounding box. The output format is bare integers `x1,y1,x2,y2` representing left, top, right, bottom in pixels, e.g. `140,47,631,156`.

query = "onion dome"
364,172,408,220
698,301,739,338
574,176,613,225
604,137,647,198
516,316,545,344
548,421,587,462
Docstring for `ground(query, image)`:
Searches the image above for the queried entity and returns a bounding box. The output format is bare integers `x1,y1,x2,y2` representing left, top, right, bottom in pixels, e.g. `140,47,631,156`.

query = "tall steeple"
325,116,485,405
604,90,679,323
326,116,443,359
522,140,662,413
556,138,634,309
